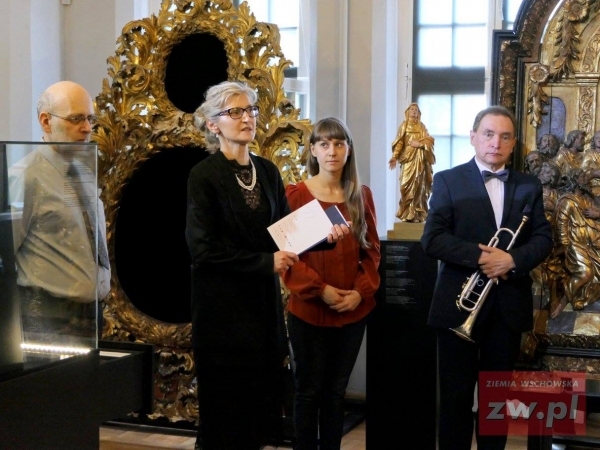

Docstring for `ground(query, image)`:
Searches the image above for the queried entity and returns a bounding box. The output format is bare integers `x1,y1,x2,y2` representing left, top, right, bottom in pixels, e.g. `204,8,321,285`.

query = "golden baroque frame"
93,0,311,422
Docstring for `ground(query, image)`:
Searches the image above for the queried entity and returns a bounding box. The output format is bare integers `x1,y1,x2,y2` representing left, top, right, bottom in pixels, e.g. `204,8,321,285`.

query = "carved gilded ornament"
578,85,595,132
525,0,600,128
496,0,555,111
93,0,310,422
581,33,600,71
498,41,521,111
527,63,551,128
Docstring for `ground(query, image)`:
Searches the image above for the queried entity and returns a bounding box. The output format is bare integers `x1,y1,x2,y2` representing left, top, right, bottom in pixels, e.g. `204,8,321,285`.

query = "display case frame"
0,141,103,373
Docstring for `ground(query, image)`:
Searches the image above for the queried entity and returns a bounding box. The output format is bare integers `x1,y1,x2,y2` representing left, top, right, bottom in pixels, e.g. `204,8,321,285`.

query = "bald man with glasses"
9,81,110,345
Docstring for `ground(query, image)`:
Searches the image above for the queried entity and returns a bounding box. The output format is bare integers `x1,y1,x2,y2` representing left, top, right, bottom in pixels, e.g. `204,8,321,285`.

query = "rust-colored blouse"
282,182,381,327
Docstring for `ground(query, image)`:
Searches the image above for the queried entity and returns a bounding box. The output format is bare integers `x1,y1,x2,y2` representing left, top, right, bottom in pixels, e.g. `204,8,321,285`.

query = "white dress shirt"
474,158,505,229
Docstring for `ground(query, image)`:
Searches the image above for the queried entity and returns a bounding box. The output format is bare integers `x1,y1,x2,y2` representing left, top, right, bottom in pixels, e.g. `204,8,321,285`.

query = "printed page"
268,199,345,254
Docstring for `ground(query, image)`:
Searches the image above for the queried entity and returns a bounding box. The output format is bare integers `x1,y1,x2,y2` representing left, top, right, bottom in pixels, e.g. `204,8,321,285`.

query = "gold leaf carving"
527,64,551,128
578,85,594,133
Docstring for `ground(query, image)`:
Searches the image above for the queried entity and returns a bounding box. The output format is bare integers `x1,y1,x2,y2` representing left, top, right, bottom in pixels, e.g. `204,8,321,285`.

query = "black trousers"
18,285,97,346
437,301,522,450
193,352,284,450
287,314,367,450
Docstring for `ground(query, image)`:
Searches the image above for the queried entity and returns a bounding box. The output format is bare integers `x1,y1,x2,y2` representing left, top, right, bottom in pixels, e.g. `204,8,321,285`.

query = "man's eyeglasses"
48,112,99,125
215,106,260,119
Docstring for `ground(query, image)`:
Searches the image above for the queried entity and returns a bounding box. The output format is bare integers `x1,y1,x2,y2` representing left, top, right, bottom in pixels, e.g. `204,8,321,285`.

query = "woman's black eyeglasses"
215,106,260,119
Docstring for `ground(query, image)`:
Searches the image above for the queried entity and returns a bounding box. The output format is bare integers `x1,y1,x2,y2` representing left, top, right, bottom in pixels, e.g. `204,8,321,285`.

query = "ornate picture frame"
93,0,311,422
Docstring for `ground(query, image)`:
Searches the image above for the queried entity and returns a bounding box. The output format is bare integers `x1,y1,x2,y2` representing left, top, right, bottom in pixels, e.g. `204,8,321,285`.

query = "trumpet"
450,215,529,342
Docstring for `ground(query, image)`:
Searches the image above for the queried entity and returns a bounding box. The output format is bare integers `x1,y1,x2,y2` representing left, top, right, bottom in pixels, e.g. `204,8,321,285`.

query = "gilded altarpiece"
494,0,600,376
92,0,310,423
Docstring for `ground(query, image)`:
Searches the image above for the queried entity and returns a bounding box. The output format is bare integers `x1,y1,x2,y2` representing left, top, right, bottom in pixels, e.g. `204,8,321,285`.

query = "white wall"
31,0,63,138
6,0,36,141
0,0,11,140
0,0,152,141
308,0,346,121
309,0,407,236
63,0,117,99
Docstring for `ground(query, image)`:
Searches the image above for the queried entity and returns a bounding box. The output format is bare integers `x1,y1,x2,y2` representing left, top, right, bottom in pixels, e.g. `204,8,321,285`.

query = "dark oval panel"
114,147,208,324
165,33,229,113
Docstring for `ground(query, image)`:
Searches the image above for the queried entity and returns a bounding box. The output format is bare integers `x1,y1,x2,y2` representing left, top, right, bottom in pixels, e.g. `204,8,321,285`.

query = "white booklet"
268,198,348,254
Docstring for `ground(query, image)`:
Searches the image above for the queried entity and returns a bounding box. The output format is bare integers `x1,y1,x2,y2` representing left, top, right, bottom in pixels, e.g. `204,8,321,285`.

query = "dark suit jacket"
186,151,289,368
421,158,553,334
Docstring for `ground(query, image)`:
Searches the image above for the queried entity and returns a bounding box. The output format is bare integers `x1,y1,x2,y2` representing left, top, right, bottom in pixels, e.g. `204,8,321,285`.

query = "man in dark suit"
421,106,553,450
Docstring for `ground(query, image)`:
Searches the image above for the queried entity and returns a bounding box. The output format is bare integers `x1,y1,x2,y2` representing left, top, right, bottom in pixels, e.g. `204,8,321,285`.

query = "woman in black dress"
187,81,347,450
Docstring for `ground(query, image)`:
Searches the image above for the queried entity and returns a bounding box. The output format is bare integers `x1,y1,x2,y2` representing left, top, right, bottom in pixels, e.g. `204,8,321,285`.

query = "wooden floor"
98,420,541,450
99,420,366,450
100,420,600,450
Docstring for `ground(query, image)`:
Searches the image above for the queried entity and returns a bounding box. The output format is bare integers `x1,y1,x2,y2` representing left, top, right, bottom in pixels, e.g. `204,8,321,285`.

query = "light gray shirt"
8,145,110,302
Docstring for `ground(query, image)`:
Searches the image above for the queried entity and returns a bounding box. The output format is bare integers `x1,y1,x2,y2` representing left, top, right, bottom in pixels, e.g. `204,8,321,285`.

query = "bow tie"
482,169,509,182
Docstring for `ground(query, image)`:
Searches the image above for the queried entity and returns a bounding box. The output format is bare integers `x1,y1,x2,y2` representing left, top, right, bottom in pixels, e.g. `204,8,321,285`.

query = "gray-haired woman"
186,81,346,450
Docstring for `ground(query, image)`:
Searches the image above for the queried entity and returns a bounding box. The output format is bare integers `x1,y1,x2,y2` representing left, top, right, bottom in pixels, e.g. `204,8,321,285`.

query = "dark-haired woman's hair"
305,117,370,247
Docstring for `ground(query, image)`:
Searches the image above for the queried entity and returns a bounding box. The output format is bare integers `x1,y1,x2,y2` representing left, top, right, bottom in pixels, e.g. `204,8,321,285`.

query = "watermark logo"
478,371,586,435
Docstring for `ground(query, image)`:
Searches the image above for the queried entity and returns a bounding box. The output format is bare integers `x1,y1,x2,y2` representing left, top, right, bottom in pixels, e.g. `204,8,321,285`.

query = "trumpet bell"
450,325,475,343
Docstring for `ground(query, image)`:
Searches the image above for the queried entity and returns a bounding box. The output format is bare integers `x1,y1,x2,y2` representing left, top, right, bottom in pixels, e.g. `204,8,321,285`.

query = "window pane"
279,28,299,67
432,137,452,173
245,0,300,71
454,26,487,67
245,0,269,21
452,136,474,166
507,0,524,22
418,28,452,67
419,0,452,25
455,0,487,24
285,92,308,119
272,0,298,27
452,94,487,134
417,94,451,135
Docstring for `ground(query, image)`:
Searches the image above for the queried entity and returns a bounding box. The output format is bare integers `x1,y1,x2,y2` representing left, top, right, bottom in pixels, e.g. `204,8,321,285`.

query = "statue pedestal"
387,221,425,241
366,240,437,449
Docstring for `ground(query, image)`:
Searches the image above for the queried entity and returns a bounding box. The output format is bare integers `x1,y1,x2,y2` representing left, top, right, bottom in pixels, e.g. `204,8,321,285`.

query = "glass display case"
0,141,103,373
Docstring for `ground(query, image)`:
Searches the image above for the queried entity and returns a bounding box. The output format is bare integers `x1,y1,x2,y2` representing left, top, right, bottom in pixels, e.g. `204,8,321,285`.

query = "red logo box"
478,371,586,436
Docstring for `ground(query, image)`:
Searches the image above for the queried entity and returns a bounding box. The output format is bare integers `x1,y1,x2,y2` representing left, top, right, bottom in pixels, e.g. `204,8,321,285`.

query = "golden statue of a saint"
389,103,435,222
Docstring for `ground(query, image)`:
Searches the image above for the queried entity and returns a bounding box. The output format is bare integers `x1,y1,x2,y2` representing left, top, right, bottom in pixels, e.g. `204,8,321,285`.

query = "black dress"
186,150,290,450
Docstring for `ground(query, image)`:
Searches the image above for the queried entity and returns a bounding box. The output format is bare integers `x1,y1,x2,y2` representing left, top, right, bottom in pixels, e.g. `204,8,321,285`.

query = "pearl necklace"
235,158,257,191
